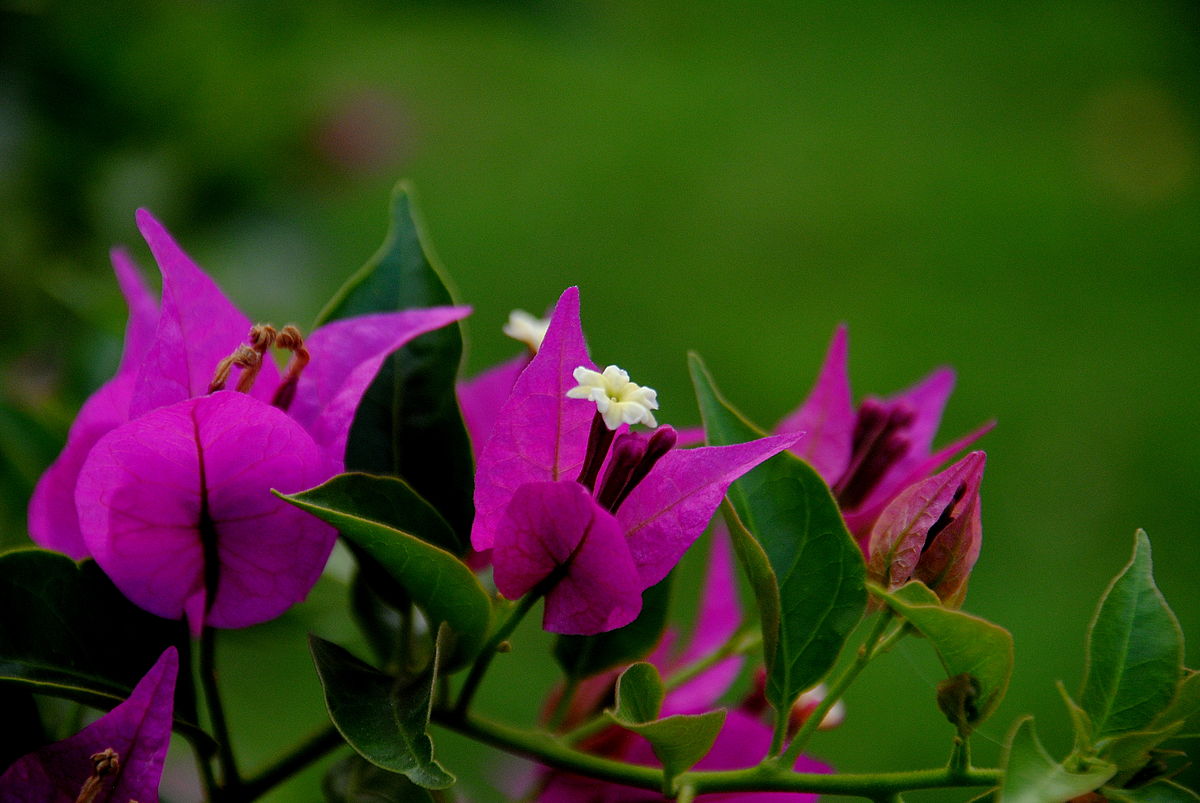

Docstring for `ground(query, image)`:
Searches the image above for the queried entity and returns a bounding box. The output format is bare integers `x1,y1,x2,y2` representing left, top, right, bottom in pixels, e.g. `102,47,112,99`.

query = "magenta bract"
77,392,333,633
0,647,177,802
778,325,992,543
867,451,986,606
473,287,800,634
30,210,469,632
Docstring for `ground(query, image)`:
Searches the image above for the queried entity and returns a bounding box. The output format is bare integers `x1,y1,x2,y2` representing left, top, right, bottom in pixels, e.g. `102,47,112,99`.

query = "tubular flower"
472,287,801,635
29,211,470,632
457,308,551,452
777,324,991,546
0,647,177,802
867,451,986,607
537,533,832,801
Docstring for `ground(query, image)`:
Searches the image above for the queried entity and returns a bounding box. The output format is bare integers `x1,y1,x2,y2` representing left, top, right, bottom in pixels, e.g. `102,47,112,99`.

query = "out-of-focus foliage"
2,1,1197,800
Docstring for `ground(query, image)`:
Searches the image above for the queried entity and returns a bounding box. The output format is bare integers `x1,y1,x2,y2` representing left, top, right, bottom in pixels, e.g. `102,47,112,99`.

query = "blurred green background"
2,1,1198,800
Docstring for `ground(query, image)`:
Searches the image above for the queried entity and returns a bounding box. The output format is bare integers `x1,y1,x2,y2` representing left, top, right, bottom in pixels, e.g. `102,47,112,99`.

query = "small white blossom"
502,310,551,353
566,365,659,430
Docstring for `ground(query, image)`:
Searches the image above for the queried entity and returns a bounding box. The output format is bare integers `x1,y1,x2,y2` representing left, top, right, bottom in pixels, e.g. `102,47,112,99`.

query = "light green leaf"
872,581,1013,729
689,353,866,716
318,182,474,545
1056,682,1094,756
554,575,672,680
282,479,491,670
310,632,454,790
1081,531,1183,738
605,662,726,791
1000,716,1115,803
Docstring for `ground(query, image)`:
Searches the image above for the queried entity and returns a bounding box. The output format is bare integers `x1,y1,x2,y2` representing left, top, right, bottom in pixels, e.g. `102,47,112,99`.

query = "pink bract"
30,210,469,561
0,647,178,802
473,287,800,634
778,324,991,544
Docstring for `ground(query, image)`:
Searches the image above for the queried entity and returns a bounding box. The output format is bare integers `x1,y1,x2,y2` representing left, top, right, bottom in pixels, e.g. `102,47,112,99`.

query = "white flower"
502,309,551,353
566,365,659,430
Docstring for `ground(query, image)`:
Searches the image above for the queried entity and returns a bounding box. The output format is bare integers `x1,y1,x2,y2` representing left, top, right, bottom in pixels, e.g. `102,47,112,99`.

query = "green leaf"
1000,716,1116,803
317,182,474,545
0,549,210,748
872,581,1013,729
310,632,454,790
720,499,781,672
689,353,866,714
323,753,436,802
307,473,460,554
1104,780,1200,801
1101,670,1200,774
282,480,491,671
554,574,672,680
605,662,726,792
1081,531,1183,738
1056,682,1094,756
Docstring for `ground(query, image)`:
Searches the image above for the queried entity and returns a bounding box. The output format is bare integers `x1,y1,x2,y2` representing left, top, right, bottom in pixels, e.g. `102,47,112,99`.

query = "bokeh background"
2,1,1198,800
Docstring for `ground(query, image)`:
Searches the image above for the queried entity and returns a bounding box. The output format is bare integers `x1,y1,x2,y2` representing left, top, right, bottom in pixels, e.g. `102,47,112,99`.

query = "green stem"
432,708,1000,797
548,677,580,732
676,783,698,803
200,625,241,795
455,592,541,716
664,627,761,692
777,611,899,766
948,736,971,778
238,724,344,800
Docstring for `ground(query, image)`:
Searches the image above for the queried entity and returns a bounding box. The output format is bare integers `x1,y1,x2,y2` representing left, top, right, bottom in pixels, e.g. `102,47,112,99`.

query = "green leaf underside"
0,549,209,746
607,662,726,788
310,633,454,789
872,581,1013,727
689,354,866,713
318,182,474,547
1001,716,1115,803
323,753,436,802
721,500,781,671
282,482,491,671
554,575,672,680
1104,780,1200,801
1081,531,1184,739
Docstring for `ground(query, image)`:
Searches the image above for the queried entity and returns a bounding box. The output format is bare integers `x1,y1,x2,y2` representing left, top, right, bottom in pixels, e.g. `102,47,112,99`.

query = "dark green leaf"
323,753,437,802
317,183,474,546
605,662,726,791
0,549,210,748
689,353,866,714
0,686,46,771
554,575,671,680
310,633,454,790
872,581,1013,729
308,473,459,554
1000,716,1115,803
1081,531,1183,738
349,570,413,673
282,481,491,671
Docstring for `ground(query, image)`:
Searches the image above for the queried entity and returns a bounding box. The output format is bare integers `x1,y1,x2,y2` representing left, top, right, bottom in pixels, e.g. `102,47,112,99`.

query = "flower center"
206,323,310,410
832,399,916,510
566,364,672,513
74,748,120,803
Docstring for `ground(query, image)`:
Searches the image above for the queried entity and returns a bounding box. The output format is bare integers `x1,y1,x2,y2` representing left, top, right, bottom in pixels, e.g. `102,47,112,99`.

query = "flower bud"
867,451,985,607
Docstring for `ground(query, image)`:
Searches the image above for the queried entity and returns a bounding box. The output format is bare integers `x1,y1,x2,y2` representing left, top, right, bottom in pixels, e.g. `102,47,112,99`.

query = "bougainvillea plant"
2,185,1196,803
